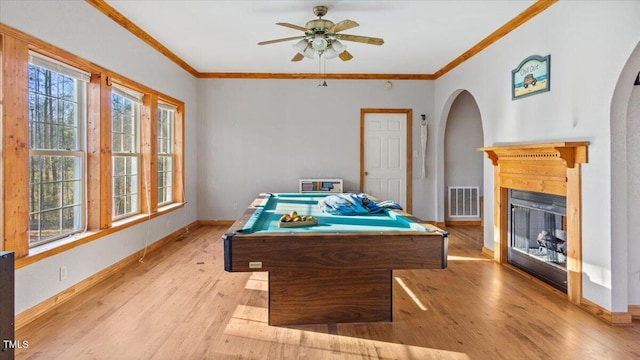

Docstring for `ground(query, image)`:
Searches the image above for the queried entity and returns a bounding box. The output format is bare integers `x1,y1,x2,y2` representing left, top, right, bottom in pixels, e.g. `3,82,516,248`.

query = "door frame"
360,108,413,213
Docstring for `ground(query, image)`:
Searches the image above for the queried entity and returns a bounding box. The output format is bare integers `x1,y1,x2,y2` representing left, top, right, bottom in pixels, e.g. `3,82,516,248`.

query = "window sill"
16,202,185,269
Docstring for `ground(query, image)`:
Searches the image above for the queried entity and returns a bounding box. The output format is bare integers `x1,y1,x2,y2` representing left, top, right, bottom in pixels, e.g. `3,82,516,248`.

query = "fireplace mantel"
481,142,588,168
480,142,588,196
479,142,588,304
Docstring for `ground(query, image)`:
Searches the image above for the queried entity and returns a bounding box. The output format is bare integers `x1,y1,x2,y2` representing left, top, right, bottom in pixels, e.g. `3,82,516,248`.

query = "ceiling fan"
258,5,384,62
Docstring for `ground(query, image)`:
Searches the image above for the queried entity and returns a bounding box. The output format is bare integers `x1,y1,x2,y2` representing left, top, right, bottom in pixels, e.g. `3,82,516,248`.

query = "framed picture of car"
512,54,550,100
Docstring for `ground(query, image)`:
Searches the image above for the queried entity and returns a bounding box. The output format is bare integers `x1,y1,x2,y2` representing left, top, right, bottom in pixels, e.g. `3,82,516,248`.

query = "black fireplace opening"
508,189,568,292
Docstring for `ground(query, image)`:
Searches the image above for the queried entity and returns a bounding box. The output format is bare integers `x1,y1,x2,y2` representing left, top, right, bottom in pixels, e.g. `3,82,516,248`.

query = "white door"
363,112,407,209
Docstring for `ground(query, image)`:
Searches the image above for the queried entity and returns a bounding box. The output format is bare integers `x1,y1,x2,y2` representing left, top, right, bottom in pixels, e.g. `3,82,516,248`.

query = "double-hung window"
2,29,187,260
111,84,141,219
157,102,176,206
28,52,89,246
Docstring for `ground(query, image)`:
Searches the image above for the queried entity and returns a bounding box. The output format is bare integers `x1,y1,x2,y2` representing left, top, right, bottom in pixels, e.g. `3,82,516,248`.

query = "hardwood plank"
14,222,196,329
14,225,640,359
197,219,234,227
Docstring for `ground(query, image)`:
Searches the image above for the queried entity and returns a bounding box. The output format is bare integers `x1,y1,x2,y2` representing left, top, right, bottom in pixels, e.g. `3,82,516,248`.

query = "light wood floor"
15,225,640,359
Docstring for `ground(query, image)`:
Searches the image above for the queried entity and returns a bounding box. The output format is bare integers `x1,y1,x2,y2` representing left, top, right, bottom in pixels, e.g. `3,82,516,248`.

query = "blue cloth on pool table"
318,193,402,215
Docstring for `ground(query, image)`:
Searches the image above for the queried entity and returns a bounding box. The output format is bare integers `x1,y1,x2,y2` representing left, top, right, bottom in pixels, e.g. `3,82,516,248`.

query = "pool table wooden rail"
224,233,447,272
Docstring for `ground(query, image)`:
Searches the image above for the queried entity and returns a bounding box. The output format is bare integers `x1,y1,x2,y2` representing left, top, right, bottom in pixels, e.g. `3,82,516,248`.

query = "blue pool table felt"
241,193,434,233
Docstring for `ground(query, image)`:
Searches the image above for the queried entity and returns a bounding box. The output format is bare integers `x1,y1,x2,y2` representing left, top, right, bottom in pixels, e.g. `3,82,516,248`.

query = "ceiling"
100,0,544,77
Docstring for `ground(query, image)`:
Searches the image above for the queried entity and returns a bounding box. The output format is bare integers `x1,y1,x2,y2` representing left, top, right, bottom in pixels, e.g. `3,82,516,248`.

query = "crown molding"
85,0,200,76
434,0,557,78
86,0,556,80
196,72,436,80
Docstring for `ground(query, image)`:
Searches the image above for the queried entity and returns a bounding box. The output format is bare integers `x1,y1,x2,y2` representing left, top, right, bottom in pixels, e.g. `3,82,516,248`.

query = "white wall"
444,91,483,221
625,85,640,306
433,1,640,312
197,79,436,220
1,1,198,314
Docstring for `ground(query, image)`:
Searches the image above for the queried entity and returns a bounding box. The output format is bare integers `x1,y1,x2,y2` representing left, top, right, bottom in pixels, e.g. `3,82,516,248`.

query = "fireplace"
480,142,588,304
508,189,567,292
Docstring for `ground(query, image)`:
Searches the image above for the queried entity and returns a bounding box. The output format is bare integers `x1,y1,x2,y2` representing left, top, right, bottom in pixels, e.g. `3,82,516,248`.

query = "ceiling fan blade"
258,35,306,45
339,50,354,61
337,34,384,46
330,19,359,33
276,22,307,32
291,53,304,62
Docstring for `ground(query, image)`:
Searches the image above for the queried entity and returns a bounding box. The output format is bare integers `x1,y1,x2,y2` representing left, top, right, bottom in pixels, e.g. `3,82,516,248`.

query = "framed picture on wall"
512,54,550,100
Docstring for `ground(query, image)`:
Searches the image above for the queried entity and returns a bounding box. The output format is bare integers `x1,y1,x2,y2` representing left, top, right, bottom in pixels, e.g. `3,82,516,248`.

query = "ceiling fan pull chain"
323,55,328,87
318,55,322,86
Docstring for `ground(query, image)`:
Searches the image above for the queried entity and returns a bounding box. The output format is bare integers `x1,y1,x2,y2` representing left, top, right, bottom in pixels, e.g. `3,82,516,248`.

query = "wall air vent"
448,186,480,218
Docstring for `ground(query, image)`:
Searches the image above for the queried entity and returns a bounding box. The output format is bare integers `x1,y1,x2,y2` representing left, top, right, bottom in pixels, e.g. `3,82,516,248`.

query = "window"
28,52,89,246
111,84,141,219
157,102,175,205
2,27,186,259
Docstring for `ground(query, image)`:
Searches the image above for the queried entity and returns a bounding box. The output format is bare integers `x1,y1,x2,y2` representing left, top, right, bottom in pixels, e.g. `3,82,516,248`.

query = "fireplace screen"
508,189,567,292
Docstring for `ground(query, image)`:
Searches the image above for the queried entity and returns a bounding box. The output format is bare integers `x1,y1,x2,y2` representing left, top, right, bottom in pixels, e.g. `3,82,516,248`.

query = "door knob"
365,171,369,176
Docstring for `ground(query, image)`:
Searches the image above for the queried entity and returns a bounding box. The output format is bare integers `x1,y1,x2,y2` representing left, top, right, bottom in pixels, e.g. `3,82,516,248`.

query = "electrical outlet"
59,266,67,281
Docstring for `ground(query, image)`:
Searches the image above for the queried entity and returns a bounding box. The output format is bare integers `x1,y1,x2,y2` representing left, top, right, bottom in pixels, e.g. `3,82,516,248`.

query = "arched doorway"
610,41,640,315
443,91,484,226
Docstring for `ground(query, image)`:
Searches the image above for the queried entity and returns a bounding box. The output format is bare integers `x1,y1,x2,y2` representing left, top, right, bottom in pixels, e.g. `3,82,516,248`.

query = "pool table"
223,193,448,326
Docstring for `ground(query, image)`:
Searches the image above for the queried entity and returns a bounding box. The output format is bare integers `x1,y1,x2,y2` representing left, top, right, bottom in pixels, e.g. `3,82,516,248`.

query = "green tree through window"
28,54,87,246
111,85,141,219
157,103,175,205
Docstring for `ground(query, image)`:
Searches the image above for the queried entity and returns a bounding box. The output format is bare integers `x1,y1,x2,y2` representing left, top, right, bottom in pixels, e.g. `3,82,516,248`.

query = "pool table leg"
268,269,392,326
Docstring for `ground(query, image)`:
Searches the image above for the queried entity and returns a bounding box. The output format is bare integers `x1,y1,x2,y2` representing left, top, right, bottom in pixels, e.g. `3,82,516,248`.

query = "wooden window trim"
142,94,159,213
1,33,31,258
1,24,186,265
15,202,184,269
172,105,185,204
87,72,113,229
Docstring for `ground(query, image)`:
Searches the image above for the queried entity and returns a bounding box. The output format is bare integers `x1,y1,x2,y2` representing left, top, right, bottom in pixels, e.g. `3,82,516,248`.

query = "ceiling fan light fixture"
259,5,384,64
293,39,308,52
331,39,346,53
303,46,315,59
324,46,338,59
311,37,328,51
